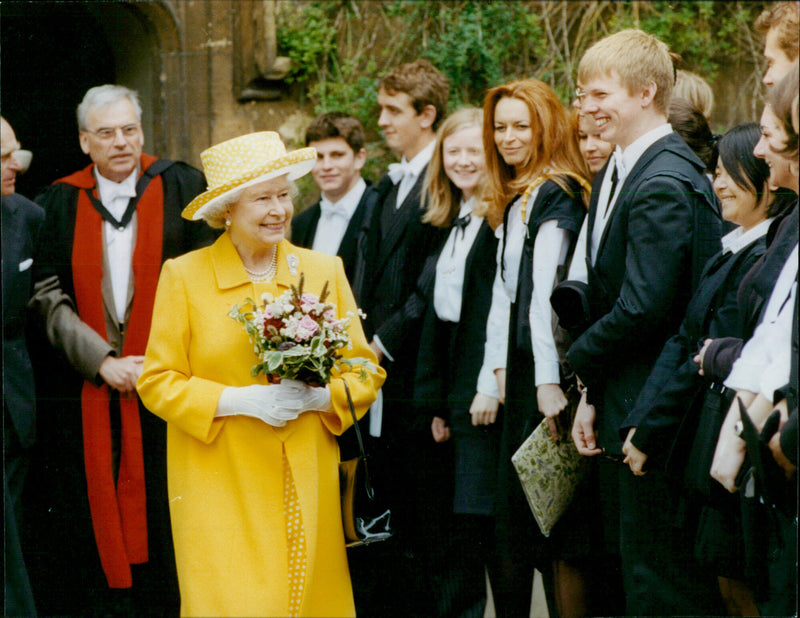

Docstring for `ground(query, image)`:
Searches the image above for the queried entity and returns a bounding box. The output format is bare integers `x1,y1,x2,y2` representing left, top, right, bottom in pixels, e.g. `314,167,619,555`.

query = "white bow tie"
388,162,412,185
319,199,348,220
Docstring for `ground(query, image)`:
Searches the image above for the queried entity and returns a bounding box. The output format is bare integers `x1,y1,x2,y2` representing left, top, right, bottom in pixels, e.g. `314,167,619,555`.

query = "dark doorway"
1,1,159,199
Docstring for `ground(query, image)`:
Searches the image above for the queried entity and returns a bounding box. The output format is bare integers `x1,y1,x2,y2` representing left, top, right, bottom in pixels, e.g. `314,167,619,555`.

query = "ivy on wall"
276,0,767,184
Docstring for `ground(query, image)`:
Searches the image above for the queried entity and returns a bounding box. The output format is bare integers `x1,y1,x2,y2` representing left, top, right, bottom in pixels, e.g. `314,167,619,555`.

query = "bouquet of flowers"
229,274,375,385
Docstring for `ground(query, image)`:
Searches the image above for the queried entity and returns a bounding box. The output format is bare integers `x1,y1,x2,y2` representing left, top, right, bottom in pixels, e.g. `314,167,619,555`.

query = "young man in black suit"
566,29,723,615
350,58,450,616
291,112,377,288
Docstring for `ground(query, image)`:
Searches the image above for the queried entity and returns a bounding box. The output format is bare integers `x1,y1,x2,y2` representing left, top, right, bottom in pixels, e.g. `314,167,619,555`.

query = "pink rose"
300,293,319,312
295,314,320,340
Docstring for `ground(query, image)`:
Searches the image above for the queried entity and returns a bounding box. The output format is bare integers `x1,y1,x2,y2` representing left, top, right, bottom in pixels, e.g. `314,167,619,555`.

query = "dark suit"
413,219,501,618
567,131,723,615
2,193,44,617
290,181,378,288
349,167,447,617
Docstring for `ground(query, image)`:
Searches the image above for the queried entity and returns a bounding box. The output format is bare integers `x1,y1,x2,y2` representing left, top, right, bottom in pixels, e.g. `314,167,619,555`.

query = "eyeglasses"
84,123,141,141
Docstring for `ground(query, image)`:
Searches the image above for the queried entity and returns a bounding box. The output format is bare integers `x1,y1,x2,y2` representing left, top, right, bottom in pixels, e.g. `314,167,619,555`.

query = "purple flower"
279,341,296,351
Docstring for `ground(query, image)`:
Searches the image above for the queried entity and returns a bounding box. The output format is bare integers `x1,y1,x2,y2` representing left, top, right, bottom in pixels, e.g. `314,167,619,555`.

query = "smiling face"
79,97,143,183
493,96,534,171
577,114,614,176
762,27,797,88
754,104,797,191
309,136,366,202
713,159,764,231
442,124,485,201
226,175,294,254
576,71,651,150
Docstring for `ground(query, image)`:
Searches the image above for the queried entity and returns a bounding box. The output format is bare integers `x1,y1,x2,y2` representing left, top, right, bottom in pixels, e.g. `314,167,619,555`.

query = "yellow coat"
137,233,385,617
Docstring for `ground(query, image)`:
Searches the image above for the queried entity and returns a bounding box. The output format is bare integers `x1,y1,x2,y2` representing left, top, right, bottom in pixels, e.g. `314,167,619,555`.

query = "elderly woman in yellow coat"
137,132,385,618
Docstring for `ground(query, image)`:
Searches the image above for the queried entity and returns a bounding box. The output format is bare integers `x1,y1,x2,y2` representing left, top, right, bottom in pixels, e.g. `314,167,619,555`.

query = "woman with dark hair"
620,122,794,615
476,79,590,618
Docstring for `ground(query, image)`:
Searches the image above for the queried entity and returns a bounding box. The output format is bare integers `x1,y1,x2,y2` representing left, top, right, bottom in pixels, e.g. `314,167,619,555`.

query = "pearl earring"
225,218,231,227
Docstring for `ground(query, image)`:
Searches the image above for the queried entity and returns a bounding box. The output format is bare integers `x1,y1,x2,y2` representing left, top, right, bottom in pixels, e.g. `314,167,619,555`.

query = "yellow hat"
182,131,316,221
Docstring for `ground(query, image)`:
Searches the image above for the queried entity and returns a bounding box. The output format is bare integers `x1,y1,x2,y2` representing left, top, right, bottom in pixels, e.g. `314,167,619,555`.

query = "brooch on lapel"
287,253,299,276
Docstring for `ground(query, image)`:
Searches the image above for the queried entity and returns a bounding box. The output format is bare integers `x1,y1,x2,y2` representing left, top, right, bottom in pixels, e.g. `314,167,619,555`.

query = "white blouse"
433,197,484,323
476,187,570,397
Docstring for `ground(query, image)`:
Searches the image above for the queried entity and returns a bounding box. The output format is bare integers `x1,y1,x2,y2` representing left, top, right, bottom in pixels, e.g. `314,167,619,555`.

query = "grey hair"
77,85,142,131
202,178,299,230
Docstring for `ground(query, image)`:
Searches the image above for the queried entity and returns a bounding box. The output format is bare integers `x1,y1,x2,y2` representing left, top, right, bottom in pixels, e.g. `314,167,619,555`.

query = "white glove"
215,381,332,427
269,379,332,413
216,385,299,427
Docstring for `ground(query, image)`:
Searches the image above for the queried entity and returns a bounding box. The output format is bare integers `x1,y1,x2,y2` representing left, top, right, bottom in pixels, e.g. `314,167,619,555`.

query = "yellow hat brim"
182,147,317,221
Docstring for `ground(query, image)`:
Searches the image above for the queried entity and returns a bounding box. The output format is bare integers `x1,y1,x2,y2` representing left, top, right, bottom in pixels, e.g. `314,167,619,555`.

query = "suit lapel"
379,170,427,264
303,204,321,248
375,174,423,273
338,190,370,272
594,137,668,261
377,198,414,274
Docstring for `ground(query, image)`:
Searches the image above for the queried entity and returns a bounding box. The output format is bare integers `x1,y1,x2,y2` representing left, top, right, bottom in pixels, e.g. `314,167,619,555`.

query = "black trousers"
4,405,37,617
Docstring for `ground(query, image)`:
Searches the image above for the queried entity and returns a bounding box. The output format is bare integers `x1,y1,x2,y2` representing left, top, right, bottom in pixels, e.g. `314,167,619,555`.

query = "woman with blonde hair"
413,107,502,616
476,79,591,617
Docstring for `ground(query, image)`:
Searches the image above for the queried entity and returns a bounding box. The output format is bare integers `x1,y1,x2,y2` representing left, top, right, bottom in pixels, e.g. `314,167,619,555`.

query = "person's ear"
640,82,657,109
353,148,367,172
419,104,437,130
79,132,91,155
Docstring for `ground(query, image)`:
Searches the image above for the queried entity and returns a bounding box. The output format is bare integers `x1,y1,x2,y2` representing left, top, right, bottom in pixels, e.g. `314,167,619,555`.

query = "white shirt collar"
319,177,366,221
722,217,774,254
95,167,137,199
458,196,476,218
615,123,673,181
400,139,436,180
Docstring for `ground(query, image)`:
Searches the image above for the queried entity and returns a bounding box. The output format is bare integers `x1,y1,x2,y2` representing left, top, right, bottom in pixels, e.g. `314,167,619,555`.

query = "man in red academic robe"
26,85,214,615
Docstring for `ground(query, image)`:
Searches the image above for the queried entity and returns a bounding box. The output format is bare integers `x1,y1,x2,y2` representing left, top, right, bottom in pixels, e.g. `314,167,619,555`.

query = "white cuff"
373,335,394,363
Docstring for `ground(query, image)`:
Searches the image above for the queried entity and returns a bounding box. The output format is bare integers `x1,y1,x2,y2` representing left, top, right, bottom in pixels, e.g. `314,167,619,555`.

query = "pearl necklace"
244,246,278,282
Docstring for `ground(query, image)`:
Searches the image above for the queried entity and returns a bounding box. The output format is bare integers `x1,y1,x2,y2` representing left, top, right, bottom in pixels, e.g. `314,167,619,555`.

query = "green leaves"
276,0,763,149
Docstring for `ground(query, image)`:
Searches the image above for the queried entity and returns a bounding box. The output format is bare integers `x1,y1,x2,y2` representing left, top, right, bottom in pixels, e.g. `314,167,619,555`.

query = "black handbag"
338,379,393,547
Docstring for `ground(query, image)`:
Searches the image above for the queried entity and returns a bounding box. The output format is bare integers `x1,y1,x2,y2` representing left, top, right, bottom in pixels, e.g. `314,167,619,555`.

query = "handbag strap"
341,379,367,458
341,379,375,499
